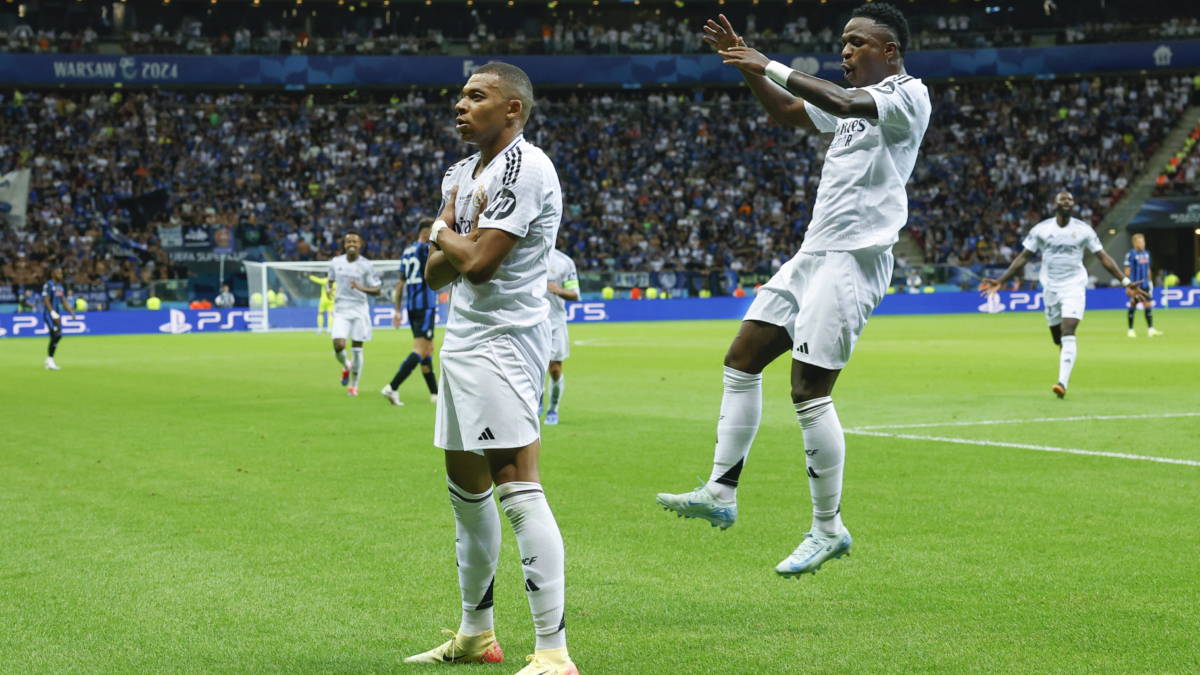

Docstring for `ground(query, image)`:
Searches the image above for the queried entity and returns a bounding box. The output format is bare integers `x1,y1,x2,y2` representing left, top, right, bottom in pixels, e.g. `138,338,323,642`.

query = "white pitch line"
845,429,1200,467
853,412,1200,431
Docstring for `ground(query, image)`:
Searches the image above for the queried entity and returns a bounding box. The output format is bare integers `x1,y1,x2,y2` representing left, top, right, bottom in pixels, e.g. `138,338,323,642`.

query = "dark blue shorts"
409,308,436,341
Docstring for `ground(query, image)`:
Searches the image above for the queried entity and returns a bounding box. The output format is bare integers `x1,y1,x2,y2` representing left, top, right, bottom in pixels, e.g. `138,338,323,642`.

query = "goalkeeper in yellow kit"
311,274,335,333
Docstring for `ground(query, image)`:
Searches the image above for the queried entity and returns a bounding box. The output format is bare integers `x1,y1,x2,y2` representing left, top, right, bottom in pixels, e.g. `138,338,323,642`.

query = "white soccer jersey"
439,134,563,351
1022,217,1103,293
802,74,931,253
546,248,579,321
327,254,381,312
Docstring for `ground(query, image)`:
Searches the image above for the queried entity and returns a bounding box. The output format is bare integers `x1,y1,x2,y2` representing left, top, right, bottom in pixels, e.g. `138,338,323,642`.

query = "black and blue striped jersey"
1124,248,1151,289
401,241,437,311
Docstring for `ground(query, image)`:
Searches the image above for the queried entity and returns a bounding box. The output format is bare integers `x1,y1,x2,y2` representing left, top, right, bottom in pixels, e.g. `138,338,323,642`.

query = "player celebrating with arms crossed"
404,63,578,675
327,231,382,396
657,4,930,578
982,191,1149,398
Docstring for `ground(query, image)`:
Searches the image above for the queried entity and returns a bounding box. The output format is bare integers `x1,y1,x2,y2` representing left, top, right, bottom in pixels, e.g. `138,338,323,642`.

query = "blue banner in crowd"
1,40,1196,87
2,288,1196,338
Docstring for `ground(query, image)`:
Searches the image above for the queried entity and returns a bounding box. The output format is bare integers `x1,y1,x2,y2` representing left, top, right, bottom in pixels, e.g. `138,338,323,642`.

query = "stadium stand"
1,73,1193,303
0,0,1194,57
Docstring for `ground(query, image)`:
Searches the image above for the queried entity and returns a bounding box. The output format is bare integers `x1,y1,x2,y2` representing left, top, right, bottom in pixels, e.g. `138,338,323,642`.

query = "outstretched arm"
981,249,1035,294
703,15,815,130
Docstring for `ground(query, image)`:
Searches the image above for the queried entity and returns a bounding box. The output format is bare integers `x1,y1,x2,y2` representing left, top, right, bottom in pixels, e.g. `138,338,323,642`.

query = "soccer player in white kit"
656,4,931,578
543,246,580,426
404,62,579,675
326,231,382,397
983,191,1149,398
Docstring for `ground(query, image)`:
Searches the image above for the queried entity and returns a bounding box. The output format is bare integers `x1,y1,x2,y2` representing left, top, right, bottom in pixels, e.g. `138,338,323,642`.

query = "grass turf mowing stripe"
845,429,1200,467
852,412,1200,430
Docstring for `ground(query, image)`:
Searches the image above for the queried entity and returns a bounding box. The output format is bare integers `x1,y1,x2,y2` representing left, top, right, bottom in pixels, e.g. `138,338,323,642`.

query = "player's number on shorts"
404,257,422,285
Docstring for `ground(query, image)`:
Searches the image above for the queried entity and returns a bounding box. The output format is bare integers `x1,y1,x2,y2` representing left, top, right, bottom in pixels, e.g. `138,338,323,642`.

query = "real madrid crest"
472,185,487,208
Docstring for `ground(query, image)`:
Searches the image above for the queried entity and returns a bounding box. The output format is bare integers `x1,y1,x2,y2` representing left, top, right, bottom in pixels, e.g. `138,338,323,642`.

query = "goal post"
243,260,405,332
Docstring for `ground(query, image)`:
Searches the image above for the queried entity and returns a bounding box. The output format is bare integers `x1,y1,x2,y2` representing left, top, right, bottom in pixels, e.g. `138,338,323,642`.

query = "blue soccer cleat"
545,411,559,426
775,528,853,578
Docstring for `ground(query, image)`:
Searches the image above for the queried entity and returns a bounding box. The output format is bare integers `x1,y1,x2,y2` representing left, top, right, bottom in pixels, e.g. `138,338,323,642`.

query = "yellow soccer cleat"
1148,328,1165,337
513,648,579,675
404,629,504,664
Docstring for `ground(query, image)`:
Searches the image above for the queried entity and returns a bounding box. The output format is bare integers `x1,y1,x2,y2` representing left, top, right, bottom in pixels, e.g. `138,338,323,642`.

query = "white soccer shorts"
434,327,549,454
743,245,893,371
331,308,373,342
1044,287,1086,326
549,319,570,362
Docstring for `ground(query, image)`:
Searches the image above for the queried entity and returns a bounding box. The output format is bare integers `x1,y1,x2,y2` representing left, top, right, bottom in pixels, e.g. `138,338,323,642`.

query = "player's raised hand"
703,14,745,53
979,278,1003,296
717,45,771,76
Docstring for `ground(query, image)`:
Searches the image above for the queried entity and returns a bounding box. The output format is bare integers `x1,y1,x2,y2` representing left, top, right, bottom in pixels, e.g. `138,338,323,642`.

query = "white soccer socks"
497,481,568,652
334,348,350,368
796,396,845,535
447,477,502,635
1058,336,1077,389
706,367,763,502
547,375,565,413
350,347,364,387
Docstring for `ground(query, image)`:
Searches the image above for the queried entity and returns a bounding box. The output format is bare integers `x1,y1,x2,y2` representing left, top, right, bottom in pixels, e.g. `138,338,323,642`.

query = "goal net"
243,260,404,332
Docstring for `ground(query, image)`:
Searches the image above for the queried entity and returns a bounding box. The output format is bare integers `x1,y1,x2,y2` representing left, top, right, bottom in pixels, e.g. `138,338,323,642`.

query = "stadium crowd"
1,0,1196,57
0,74,1194,296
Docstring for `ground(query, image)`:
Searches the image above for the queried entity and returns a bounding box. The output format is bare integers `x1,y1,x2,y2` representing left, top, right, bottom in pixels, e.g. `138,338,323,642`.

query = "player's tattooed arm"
703,15,815,130
982,249,1035,295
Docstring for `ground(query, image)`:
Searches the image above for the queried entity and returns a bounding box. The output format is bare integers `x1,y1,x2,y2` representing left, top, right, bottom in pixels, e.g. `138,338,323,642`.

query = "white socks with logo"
1059,335,1077,389
706,366,762,502
548,375,565,413
795,396,845,535
350,347,364,387
447,477,501,636
497,481,567,651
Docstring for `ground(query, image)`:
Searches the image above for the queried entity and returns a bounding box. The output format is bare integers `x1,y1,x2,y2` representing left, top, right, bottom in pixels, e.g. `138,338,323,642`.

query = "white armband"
430,219,450,246
765,60,795,89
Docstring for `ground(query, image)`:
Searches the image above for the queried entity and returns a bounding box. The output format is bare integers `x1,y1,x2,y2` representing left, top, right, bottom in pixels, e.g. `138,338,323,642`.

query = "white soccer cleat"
404,628,504,664
1127,329,1137,338
381,385,403,406
45,357,61,371
655,482,737,530
1148,328,1164,337
513,648,578,675
775,528,853,578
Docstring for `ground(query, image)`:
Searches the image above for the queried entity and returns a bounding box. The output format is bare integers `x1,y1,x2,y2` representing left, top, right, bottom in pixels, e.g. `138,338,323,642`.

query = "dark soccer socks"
391,352,421,391
421,356,438,395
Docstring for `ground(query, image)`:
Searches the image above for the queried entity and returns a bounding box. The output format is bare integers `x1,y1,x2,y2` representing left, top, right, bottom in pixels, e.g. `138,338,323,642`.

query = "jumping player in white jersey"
656,4,931,578
404,62,579,675
326,231,382,397
543,246,580,425
982,191,1149,398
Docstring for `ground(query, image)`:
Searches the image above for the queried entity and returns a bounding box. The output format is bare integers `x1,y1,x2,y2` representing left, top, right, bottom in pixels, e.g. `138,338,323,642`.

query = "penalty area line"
844,429,1200,467
853,412,1200,431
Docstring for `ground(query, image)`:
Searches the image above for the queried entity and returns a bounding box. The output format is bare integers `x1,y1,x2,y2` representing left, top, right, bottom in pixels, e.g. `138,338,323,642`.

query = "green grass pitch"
3,309,1199,674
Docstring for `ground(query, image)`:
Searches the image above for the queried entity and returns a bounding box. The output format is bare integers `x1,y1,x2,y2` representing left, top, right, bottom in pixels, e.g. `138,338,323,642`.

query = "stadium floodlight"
244,260,404,333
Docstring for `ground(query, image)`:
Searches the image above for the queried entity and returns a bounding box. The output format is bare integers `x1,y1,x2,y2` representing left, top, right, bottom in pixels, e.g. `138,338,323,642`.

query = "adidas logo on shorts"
477,427,496,441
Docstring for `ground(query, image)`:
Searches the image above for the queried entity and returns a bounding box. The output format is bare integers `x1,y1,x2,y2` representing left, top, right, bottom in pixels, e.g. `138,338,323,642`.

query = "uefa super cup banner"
2,288,1197,338
0,40,1196,87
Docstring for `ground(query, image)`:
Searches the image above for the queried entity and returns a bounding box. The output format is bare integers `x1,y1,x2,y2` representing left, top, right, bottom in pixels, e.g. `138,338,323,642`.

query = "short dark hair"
473,61,535,126
852,2,910,57
342,229,362,240
417,217,435,233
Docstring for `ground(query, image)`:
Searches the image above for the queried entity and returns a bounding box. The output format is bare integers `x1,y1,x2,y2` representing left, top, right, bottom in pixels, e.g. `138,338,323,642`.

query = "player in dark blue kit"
382,219,441,405
1124,234,1163,338
42,266,77,371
